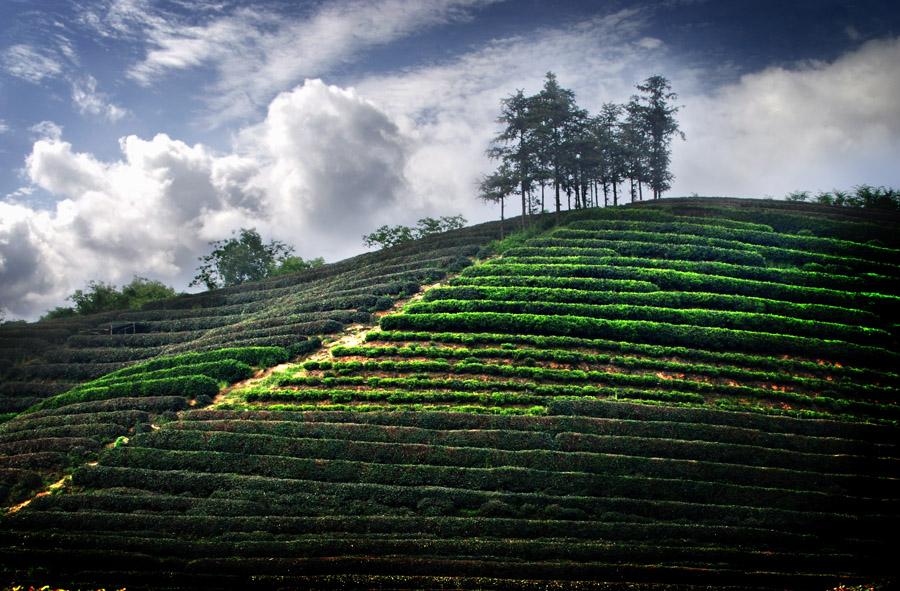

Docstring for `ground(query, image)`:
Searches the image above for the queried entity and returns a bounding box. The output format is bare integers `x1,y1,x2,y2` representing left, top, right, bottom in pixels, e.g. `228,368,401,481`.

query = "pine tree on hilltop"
632,75,684,200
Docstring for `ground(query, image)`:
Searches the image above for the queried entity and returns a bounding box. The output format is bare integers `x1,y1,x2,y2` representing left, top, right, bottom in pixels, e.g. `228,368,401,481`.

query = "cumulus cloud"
71,75,129,122
353,9,661,221
0,80,412,319
672,36,900,196
4,12,899,320
243,80,410,245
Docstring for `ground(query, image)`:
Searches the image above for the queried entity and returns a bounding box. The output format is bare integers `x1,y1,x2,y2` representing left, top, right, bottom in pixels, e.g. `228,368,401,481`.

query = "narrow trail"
5,475,70,516
210,276,454,407
2,260,491,513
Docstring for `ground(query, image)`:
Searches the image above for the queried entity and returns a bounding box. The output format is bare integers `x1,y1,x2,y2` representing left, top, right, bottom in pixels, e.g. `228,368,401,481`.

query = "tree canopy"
362,216,467,250
41,276,177,320
786,185,900,210
481,72,683,222
190,228,296,290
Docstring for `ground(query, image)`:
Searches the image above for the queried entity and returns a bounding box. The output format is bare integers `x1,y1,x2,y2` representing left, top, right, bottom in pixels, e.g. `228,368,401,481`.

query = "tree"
595,103,626,207
533,72,581,217
69,281,127,315
270,256,326,277
487,89,536,229
41,276,176,320
478,164,517,238
621,99,651,202
632,75,684,199
191,228,294,290
786,186,900,210
362,216,468,250
120,276,177,309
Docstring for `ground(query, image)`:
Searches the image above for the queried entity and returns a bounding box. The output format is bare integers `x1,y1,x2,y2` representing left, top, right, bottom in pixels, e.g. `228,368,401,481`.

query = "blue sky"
2,0,900,319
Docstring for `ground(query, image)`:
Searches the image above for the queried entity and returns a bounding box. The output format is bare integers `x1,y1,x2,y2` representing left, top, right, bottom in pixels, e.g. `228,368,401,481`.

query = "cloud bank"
2,21,899,319
1,80,413,318
673,36,900,196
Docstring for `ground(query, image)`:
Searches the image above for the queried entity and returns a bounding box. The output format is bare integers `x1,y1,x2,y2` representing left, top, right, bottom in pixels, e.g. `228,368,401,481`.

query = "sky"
1,0,899,320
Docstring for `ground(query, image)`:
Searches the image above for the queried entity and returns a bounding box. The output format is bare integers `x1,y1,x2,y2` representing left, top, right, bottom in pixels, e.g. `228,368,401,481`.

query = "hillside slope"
0,220,504,416
0,221,503,505
1,197,898,590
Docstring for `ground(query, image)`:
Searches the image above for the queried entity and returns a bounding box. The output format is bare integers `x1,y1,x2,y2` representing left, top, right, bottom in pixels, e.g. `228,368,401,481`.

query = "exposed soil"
210,277,456,408
5,475,70,516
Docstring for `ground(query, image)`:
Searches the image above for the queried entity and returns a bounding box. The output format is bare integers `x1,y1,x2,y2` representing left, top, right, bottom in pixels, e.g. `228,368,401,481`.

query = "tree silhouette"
481,72,684,219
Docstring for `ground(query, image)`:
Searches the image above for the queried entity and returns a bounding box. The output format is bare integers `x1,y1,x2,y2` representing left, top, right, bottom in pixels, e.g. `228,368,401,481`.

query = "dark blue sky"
2,0,900,318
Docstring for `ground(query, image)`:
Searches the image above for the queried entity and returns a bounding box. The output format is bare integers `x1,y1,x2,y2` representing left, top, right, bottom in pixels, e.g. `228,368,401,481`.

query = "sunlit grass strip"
403,299,887,344
366,330,897,382
329,344,893,398
380,312,896,366
422,285,878,326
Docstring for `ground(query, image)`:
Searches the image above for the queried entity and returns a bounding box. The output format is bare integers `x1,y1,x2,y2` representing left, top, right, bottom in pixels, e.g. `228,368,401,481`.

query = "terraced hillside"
0,220,503,418
1,198,899,590
0,221,503,505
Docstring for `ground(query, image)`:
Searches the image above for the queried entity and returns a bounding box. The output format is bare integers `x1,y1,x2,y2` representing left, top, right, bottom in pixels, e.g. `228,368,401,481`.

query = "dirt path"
210,277,453,407
5,475,71,516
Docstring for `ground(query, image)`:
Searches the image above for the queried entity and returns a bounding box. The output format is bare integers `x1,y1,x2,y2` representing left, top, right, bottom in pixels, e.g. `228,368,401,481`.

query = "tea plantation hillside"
0,220,504,417
2,198,899,590
0,221,504,504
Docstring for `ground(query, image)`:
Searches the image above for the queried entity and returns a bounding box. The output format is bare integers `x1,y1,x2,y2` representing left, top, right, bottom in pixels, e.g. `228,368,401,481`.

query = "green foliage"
380,311,895,367
120,276,178,309
270,255,326,277
191,228,296,289
786,185,900,210
40,306,78,320
40,276,177,320
362,215,467,249
24,375,220,414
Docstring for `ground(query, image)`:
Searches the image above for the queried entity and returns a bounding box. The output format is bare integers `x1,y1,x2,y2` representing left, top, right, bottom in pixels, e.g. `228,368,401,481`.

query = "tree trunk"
500,197,505,239
612,182,618,207
520,184,527,231
566,187,571,210
554,179,561,219
638,181,643,201
603,182,609,207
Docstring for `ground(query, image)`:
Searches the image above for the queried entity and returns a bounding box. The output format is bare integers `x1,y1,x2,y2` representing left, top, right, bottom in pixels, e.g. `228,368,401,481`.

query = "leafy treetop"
41,276,176,320
190,228,296,290
362,215,467,250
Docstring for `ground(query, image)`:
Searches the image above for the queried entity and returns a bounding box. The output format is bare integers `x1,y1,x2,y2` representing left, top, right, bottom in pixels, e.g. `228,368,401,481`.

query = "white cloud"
1,44,62,83
0,119,8,134
29,121,63,141
3,186,34,201
671,36,900,197
4,9,899,320
1,8,669,319
1,36,127,123
637,36,664,50
71,75,128,122
0,80,413,319
352,9,661,221
116,0,501,124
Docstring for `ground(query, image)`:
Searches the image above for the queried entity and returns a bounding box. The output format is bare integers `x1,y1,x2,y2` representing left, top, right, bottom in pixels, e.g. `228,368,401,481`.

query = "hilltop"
1,197,898,590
